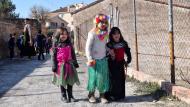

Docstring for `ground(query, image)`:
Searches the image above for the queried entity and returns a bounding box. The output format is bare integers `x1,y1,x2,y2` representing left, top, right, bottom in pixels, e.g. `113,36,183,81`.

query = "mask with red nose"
94,14,109,41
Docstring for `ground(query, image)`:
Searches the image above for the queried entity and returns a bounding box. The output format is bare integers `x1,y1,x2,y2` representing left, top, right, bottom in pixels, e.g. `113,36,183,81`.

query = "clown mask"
94,14,109,30
98,22,107,30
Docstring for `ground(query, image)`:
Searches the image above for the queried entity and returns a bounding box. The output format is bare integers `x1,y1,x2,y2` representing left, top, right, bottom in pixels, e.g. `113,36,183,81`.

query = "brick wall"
0,18,40,59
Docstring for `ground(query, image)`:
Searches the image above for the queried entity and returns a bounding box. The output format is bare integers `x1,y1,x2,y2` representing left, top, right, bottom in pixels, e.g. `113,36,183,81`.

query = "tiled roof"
71,0,104,15
51,7,68,13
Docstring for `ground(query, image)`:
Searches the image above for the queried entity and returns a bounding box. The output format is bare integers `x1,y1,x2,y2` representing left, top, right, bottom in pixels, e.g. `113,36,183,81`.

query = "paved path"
0,56,189,107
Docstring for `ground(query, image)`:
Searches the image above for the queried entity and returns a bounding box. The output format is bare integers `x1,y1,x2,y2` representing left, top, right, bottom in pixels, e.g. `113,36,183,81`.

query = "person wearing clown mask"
85,14,109,103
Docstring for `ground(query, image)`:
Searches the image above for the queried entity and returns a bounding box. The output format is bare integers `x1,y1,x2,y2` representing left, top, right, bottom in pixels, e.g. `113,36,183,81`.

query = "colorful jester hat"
94,14,109,41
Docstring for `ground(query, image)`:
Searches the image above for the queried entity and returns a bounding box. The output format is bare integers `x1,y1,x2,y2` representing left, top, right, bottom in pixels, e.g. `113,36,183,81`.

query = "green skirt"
87,58,109,93
52,63,80,88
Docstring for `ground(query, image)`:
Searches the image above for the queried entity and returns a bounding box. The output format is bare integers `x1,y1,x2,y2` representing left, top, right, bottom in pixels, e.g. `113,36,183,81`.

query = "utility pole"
168,0,175,84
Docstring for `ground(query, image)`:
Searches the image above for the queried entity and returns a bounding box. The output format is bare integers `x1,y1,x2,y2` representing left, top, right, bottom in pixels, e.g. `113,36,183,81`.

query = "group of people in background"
51,14,132,104
8,19,52,60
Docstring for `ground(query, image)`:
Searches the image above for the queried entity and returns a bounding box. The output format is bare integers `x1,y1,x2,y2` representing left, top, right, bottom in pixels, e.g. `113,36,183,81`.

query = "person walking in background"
45,36,52,54
85,14,110,103
51,27,80,103
106,27,132,101
8,34,15,59
23,18,33,59
35,29,46,60
16,32,24,58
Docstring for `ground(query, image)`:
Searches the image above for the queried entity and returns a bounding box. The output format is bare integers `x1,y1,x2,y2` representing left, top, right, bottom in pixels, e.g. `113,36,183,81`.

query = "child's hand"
52,67,57,73
109,49,115,57
86,60,96,66
124,61,128,67
29,41,33,46
109,49,115,59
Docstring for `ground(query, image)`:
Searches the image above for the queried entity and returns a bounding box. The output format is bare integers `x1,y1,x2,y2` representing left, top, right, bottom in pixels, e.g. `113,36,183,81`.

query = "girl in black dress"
106,27,132,101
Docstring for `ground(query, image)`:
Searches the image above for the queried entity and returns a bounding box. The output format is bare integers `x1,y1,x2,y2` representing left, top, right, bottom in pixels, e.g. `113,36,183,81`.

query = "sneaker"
101,97,108,104
89,96,96,103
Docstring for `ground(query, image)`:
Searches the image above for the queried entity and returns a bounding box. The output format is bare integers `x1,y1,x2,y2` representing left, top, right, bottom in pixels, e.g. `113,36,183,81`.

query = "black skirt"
106,59,126,100
22,43,36,56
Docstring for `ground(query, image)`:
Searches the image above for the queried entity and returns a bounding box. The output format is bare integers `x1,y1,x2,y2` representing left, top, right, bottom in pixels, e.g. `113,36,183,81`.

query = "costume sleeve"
124,41,132,64
51,37,58,72
24,25,27,33
27,25,32,40
71,45,79,68
51,47,57,72
24,24,32,43
85,32,94,61
106,42,113,57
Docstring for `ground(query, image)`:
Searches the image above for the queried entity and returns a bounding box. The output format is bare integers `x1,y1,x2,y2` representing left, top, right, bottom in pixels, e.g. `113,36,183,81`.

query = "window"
61,23,64,27
55,23,58,28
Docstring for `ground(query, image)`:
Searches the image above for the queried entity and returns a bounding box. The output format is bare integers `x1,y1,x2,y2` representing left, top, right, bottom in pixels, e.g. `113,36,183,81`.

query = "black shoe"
69,97,78,102
61,96,69,103
114,97,125,101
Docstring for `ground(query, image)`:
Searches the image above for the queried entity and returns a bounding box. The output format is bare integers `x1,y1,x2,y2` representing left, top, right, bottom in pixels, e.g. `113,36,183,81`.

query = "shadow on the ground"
124,94,154,103
2,91,60,98
0,56,50,98
77,98,89,102
76,94,154,103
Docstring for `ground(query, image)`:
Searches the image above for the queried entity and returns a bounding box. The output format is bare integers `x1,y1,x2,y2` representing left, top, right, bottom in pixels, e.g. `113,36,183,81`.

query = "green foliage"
127,76,179,101
0,0,19,18
135,82,160,94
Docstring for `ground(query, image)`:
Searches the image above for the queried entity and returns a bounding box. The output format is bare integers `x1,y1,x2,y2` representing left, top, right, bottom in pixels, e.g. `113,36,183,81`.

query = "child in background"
106,27,132,101
51,27,80,103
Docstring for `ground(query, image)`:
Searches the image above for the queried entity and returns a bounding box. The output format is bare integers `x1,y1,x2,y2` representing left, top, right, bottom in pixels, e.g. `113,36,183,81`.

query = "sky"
12,0,95,18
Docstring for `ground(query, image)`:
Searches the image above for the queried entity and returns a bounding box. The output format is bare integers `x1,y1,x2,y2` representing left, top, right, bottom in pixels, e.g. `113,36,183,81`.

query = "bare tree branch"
179,68,190,84
29,5,49,22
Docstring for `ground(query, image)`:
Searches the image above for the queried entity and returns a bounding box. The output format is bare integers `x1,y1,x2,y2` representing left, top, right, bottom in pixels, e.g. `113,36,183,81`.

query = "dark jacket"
107,41,132,64
8,37,15,49
36,33,46,48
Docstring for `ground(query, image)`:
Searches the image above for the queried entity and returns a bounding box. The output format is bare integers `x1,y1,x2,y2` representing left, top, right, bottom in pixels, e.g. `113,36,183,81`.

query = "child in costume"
51,27,80,103
106,27,131,101
85,14,110,103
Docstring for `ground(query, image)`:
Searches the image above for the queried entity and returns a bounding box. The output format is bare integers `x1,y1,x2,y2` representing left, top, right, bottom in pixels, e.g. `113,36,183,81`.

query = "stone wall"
0,22,16,59
0,18,40,59
72,0,190,87
1,18,41,37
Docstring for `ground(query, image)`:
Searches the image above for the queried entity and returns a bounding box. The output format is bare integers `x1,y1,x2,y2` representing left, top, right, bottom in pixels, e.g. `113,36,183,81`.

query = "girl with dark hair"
106,27,132,101
51,27,80,103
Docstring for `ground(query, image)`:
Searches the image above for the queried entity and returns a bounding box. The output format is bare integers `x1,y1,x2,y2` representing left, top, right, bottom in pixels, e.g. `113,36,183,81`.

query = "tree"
0,0,19,18
29,5,49,23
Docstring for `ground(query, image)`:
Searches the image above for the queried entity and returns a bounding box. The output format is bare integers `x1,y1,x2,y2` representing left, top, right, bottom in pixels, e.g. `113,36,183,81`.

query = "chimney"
67,6,70,12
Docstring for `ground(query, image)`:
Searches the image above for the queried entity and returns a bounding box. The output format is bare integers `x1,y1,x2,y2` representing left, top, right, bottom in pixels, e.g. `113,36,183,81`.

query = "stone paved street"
0,56,189,107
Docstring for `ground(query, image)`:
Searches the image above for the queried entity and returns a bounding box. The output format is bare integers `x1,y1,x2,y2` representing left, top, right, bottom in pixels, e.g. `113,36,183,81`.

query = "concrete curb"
127,67,190,104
